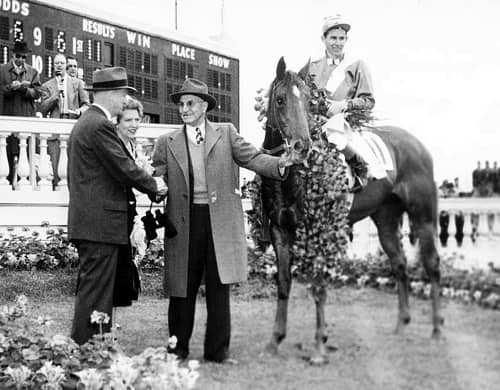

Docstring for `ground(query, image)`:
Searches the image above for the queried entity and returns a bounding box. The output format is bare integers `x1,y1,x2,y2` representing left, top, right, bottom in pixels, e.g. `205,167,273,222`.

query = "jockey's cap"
322,14,351,36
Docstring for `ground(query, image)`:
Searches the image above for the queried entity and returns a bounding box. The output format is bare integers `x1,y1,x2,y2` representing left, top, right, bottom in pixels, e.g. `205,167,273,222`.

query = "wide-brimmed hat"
322,15,351,35
85,67,136,92
170,78,216,111
12,41,31,54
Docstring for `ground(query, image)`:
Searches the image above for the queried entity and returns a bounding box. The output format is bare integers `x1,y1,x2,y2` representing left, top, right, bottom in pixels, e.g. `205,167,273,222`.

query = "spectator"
472,160,481,196
0,41,42,184
40,53,89,188
483,160,493,197
66,56,79,78
492,161,500,196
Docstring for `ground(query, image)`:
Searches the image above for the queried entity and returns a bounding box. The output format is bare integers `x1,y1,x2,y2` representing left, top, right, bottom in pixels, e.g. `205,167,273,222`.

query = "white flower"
376,277,389,287
75,368,105,390
108,356,139,389
50,334,72,348
188,359,200,370
37,361,65,387
357,274,370,287
5,365,32,387
473,290,482,301
90,310,110,325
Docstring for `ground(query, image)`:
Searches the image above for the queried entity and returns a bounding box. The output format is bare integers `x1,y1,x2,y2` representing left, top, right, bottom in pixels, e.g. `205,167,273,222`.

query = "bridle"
261,81,292,156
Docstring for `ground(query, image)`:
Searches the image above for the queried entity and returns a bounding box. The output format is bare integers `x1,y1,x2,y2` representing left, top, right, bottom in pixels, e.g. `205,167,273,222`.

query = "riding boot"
342,145,370,192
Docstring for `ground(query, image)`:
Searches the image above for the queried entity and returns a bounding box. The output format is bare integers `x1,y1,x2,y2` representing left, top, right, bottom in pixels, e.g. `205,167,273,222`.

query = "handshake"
153,177,168,203
141,208,177,241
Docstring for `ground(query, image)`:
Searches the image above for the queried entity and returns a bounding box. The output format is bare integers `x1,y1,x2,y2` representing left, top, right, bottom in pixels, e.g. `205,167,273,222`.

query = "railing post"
0,133,10,190
37,133,53,191
56,134,69,191
15,133,32,191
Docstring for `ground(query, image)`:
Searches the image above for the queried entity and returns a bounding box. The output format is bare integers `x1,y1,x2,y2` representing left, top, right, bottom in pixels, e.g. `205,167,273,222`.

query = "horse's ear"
276,57,286,81
298,58,311,81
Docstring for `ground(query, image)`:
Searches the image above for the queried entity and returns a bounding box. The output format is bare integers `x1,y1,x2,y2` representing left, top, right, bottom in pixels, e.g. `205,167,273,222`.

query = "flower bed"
2,228,499,310
0,296,199,389
248,247,500,309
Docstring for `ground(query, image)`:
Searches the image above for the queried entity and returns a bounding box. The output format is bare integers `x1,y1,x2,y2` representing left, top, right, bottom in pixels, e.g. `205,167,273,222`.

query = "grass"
1,271,500,389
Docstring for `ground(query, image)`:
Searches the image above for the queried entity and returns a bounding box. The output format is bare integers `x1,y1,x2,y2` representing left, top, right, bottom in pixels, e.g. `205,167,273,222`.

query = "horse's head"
266,57,312,162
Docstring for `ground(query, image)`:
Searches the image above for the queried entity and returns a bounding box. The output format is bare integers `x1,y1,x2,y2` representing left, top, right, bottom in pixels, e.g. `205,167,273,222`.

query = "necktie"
195,127,204,144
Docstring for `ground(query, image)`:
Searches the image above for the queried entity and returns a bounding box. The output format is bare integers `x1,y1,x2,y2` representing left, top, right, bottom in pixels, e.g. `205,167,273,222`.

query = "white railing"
1,115,500,256
0,115,175,229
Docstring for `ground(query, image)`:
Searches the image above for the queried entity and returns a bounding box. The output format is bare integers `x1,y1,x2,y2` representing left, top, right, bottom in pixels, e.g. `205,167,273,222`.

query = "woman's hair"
117,97,144,123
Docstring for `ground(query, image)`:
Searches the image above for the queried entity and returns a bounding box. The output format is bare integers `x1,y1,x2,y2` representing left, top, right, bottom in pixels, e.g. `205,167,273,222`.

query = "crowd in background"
439,160,500,198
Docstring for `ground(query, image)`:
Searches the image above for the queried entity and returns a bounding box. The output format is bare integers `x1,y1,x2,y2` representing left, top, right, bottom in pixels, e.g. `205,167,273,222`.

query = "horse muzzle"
290,138,312,162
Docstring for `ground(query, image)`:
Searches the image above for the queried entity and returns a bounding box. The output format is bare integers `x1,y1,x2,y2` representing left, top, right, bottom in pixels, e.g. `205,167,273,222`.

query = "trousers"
168,204,230,361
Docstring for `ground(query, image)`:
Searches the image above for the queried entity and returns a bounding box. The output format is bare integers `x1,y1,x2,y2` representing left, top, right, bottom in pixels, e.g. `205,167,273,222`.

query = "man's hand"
254,87,269,124
11,80,21,90
154,177,168,195
278,152,295,169
136,155,155,176
326,100,348,117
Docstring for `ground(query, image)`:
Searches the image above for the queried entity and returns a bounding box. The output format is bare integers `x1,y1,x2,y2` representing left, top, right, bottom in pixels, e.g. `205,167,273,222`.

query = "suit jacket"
152,120,285,297
67,105,158,245
0,61,41,116
40,75,89,119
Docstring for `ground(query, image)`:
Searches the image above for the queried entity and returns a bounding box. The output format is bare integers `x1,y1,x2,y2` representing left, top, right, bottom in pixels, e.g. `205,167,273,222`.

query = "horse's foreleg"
418,221,444,338
266,225,292,355
310,284,328,365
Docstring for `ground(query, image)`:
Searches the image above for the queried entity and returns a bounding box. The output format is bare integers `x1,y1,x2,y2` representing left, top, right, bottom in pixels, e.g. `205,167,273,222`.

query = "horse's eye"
276,97,285,107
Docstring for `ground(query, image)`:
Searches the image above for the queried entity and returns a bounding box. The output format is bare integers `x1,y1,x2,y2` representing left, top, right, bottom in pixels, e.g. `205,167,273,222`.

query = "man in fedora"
0,40,41,183
152,78,294,363
68,66,168,345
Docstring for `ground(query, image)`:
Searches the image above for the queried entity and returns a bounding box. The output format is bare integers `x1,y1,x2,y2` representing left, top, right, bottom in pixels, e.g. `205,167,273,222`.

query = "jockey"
255,14,376,190
312,14,375,189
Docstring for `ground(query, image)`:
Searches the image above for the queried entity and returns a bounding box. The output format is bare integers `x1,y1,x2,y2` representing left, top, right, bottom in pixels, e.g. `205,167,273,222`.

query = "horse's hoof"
264,342,279,355
326,344,338,352
309,354,329,366
294,342,304,351
431,328,443,340
393,323,407,335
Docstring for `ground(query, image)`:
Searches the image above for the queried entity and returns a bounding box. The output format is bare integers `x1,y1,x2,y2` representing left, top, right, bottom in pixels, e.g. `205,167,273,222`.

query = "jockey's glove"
326,99,348,117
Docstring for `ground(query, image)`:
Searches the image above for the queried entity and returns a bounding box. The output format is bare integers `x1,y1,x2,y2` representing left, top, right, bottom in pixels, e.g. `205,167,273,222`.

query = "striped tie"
195,127,204,144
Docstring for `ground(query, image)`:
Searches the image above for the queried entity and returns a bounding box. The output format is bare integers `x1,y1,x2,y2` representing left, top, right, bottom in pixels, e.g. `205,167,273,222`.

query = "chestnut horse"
258,57,442,364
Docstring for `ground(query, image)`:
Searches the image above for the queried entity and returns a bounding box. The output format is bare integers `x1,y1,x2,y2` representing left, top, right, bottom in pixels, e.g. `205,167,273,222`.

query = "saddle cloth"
322,115,394,180
352,130,394,179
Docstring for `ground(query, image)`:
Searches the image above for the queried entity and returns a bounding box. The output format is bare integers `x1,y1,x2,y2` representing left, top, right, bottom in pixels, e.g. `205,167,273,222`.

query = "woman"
113,97,145,307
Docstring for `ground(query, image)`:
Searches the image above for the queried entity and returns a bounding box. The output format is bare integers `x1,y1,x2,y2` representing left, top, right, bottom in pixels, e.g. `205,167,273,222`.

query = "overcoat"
152,120,284,297
67,105,158,245
39,76,90,118
0,61,41,116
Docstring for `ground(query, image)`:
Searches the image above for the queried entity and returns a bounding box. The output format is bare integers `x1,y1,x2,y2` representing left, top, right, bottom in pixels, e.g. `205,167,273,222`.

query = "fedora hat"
170,78,217,111
12,41,31,54
85,67,136,92
322,14,351,35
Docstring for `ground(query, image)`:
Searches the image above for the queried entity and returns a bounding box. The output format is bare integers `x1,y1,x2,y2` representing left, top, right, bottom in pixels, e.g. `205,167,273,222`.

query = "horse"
258,57,442,364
